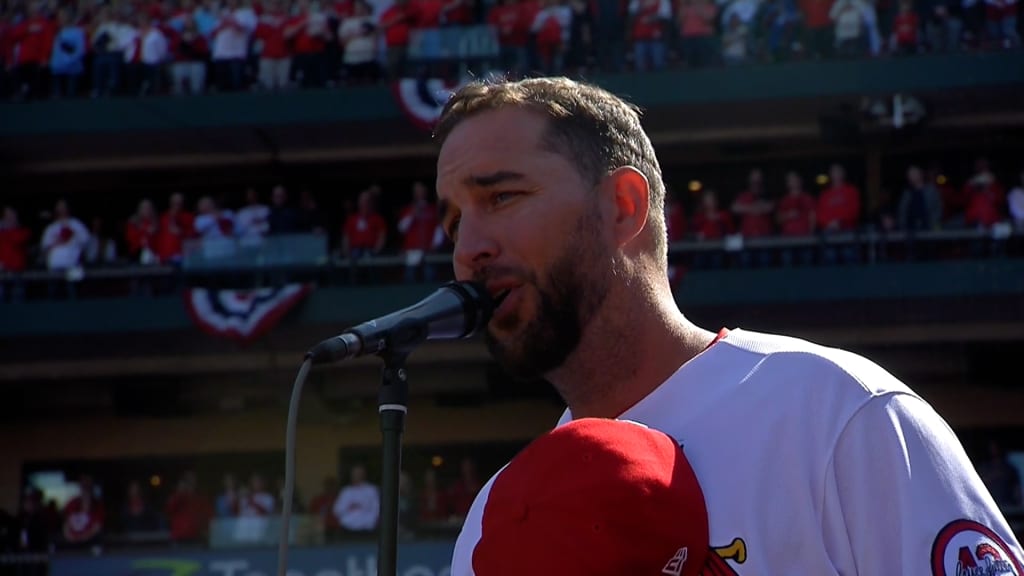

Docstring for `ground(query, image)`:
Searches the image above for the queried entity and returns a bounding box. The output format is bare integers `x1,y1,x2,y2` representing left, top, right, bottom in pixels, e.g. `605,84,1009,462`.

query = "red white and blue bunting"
391,77,465,132
183,284,313,343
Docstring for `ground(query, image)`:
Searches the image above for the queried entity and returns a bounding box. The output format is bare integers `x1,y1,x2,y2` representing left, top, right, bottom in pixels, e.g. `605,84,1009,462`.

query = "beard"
480,208,611,381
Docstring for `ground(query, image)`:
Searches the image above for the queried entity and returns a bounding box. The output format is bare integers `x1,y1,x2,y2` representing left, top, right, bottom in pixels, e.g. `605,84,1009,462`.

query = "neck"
547,274,714,419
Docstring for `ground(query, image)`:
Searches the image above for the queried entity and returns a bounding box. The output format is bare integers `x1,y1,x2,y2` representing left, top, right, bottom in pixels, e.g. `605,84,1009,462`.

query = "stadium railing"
207,514,322,548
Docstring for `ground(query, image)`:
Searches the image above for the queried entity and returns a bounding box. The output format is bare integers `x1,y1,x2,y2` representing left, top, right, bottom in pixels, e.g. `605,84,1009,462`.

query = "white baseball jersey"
452,328,1024,575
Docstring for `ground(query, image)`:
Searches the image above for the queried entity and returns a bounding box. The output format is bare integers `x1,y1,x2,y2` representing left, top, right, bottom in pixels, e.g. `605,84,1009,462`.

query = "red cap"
472,418,710,576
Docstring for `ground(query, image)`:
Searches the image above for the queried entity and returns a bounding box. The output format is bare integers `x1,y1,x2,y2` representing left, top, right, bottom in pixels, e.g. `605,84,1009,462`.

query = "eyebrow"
463,170,526,188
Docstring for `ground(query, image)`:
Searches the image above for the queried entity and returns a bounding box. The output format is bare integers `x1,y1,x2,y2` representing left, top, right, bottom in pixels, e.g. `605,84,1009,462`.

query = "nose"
452,215,499,281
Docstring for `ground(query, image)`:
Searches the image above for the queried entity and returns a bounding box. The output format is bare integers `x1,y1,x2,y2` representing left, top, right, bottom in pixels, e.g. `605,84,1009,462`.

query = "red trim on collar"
704,328,730,351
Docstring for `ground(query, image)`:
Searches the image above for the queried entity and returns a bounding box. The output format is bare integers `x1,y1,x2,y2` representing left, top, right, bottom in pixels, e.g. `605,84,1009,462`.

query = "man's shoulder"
451,465,506,576
717,328,916,400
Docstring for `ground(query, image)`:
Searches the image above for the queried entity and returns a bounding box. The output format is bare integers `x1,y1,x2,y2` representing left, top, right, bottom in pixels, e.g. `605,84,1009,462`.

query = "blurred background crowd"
0,455,489,555
1,0,1020,100
1,156,1022,300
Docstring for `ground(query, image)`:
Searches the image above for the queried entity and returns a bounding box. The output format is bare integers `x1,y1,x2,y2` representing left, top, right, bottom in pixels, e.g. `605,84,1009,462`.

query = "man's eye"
494,192,519,205
447,217,460,241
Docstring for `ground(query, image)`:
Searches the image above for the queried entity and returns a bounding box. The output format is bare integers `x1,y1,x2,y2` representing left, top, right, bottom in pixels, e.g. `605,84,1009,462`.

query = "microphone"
305,281,498,365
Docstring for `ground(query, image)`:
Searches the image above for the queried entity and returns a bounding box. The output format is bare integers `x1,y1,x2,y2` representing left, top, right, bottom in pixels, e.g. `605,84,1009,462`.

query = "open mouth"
489,286,523,324
492,289,511,309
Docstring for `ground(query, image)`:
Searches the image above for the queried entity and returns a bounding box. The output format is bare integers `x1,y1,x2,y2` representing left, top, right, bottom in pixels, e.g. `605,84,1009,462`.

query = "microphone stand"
377,319,428,576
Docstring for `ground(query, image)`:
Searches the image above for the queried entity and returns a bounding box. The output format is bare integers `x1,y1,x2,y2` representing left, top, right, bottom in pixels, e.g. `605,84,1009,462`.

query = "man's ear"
606,166,650,247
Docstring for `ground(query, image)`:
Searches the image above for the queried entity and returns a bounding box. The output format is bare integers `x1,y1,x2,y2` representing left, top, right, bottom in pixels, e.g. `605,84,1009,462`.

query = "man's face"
749,170,763,192
352,466,366,484
830,165,845,185
786,173,801,193
436,107,612,380
907,167,923,187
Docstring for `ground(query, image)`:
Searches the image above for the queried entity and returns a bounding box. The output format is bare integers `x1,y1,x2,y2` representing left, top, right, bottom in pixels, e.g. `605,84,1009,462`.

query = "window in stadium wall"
337,441,528,489
337,441,529,533
22,451,283,535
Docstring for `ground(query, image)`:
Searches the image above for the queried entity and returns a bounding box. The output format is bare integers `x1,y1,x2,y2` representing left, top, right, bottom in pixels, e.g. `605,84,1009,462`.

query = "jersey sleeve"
822,392,1024,575
451,465,507,576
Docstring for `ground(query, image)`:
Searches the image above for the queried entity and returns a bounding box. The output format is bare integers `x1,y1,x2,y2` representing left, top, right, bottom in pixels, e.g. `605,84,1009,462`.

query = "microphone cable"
276,356,313,576
273,281,497,576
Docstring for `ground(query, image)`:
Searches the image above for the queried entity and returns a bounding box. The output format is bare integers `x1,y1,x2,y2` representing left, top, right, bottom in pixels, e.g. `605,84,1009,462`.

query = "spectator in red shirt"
343,189,388,257
165,471,212,544
817,163,862,264
929,163,966,227
676,0,717,67
408,0,444,75
964,174,1005,228
489,0,532,77
256,0,291,90
417,468,450,526
731,168,775,267
286,0,331,87
799,0,833,57
120,480,160,533
731,168,775,237
156,192,196,265
446,458,482,520
0,205,31,273
0,206,31,302
629,0,670,71
170,16,210,94
691,189,733,269
816,163,861,232
125,198,160,264
890,0,921,53
10,2,56,100
692,188,734,240
776,172,818,267
397,182,441,283
308,476,342,541
379,0,411,79
531,0,572,75
343,189,388,282
442,0,475,24
777,171,816,236
963,157,1006,229
62,475,105,547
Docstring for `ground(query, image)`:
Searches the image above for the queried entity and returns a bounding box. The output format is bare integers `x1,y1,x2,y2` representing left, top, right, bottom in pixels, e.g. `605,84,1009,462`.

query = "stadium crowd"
0,0,1020,100
1,157,1023,300
0,441,1019,557
0,457,486,555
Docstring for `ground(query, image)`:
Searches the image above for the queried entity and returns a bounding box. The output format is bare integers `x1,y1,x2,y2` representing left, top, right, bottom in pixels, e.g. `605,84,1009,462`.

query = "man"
433,77,1023,575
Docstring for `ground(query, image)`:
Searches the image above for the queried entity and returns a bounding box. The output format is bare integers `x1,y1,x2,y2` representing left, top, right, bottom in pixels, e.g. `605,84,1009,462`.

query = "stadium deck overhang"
3,300,1024,377
1,52,1023,184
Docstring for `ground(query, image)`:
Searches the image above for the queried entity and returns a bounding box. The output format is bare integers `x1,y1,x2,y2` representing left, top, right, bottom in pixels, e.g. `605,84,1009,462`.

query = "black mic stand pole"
377,319,428,576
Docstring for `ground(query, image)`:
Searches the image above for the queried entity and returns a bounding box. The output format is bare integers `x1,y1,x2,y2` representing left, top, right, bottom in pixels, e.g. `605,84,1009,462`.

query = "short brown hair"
434,77,668,265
